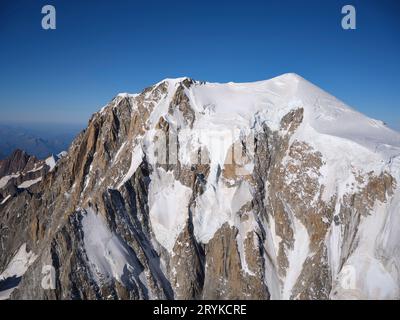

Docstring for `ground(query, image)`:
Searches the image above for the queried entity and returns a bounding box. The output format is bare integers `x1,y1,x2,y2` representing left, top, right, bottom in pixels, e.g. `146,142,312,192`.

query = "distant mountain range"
0,123,83,159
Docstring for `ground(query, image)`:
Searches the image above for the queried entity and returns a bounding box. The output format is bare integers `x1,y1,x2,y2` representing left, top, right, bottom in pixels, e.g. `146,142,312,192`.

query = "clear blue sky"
0,0,399,130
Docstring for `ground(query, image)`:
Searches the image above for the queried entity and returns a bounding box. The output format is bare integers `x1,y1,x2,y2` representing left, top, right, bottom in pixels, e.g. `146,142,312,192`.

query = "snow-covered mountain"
1,73,399,300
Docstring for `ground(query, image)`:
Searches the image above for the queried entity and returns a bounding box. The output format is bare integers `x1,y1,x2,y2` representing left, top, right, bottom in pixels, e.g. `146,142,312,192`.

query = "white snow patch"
118,144,143,188
82,208,143,285
331,200,400,299
0,174,19,189
27,165,44,173
57,151,68,158
0,243,37,300
117,93,139,99
45,155,56,172
113,141,127,163
262,216,282,300
17,177,42,189
193,180,253,243
148,167,192,252
1,195,11,205
236,212,258,276
281,214,310,300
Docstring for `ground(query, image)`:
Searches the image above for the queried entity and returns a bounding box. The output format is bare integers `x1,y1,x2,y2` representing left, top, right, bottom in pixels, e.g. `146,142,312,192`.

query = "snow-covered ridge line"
100,73,400,159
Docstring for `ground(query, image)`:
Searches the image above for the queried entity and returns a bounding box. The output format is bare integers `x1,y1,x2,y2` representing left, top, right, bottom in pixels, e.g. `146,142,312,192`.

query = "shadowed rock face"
0,150,58,206
1,75,400,300
0,149,33,177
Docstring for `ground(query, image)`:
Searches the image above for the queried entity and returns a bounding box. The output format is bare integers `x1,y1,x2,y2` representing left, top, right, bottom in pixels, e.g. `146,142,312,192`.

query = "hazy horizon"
0,121,84,159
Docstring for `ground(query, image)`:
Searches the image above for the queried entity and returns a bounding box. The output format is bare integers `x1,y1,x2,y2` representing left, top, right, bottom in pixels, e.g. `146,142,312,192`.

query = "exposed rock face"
0,150,61,206
1,74,400,300
0,149,33,177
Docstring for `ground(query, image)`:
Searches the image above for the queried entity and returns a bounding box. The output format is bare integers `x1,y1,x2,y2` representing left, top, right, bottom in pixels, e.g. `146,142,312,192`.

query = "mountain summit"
1,74,399,300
